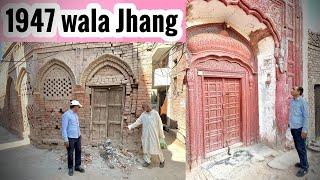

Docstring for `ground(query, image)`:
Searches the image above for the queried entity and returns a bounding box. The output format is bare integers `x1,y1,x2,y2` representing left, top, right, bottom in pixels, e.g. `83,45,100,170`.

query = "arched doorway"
80,54,135,144
5,77,22,137
185,0,287,168
36,59,76,142
187,24,258,160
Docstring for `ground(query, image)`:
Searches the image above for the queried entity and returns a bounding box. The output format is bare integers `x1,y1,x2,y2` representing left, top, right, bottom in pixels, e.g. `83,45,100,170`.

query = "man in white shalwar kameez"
128,103,165,168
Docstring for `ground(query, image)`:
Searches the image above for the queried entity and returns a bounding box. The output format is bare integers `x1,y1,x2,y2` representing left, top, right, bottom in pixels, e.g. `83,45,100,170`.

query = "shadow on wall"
0,57,24,139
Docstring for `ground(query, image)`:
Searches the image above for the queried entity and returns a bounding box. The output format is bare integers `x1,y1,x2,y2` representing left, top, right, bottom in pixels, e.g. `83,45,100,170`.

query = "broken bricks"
56,138,140,174
99,139,138,173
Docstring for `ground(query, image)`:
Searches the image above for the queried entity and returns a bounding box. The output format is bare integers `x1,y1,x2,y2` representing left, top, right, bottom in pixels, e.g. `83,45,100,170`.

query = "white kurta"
128,110,165,154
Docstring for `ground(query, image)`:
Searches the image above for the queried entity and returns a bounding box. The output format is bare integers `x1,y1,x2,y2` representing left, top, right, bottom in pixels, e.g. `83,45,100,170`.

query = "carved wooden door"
223,78,241,146
203,77,241,155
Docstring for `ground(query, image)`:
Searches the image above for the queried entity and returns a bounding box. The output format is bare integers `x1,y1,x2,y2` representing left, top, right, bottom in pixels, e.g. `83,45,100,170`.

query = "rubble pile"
99,139,139,173
55,139,140,175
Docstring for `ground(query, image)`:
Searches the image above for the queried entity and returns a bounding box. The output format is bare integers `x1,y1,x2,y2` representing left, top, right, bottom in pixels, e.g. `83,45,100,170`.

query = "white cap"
70,100,82,108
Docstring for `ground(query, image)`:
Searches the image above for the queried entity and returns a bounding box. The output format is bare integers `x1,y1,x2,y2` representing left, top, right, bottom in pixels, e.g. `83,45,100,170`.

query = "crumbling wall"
257,37,277,144
0,42,186,152
308,30,320,139
0,43,147,150
168,45,187,143
0,62,9,127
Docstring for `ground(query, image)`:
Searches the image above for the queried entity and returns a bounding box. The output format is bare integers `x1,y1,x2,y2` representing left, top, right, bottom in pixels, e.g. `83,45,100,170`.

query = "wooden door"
91,86,123,143
315,85,320,137
204,78,224,153
223,79,241,146
203,77,241,155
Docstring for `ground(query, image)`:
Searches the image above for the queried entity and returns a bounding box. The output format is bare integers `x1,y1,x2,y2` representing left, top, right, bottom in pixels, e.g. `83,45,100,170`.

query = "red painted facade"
186,0,303,168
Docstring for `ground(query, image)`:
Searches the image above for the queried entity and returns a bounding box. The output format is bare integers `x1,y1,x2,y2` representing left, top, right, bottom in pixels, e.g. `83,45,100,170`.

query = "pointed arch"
80,54,135,86
35,59,76,92
16,67,27,95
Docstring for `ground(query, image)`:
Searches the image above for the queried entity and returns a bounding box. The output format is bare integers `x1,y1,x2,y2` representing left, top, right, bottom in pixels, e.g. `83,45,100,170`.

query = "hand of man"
301,132,307,139
64,141,69,148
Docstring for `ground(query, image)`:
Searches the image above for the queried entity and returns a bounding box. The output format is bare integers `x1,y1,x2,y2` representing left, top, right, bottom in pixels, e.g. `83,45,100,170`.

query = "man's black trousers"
67,136,81,169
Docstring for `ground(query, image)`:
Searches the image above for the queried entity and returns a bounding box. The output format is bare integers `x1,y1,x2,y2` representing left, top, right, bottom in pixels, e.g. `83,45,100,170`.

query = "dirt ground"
0,128,186,180
235,152,320,180
187,144,320,180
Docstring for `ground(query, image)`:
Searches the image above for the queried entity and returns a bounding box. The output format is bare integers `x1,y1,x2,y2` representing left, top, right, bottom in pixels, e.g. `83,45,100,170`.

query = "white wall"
257,37,277,142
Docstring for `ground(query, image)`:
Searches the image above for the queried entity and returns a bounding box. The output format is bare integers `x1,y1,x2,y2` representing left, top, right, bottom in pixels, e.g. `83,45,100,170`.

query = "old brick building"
0,42,186,149
185,0,303,168
307,31,320,139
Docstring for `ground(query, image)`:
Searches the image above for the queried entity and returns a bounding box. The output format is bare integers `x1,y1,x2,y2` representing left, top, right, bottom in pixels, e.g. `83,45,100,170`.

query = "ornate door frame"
187,54,259,163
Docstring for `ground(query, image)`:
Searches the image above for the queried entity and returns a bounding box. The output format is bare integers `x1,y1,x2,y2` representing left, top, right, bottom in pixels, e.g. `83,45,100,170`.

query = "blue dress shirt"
61,109,81,142
289,96,308,133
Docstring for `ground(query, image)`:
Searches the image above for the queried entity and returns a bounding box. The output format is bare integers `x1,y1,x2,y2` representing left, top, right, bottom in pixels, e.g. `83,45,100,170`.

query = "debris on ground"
99,139,138,174
54,139,141,175
206,150,253,169
308,139,320,152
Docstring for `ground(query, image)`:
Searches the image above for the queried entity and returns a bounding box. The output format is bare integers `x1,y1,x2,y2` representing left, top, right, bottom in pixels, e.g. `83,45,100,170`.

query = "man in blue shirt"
62,100,85,176
289,86,308,177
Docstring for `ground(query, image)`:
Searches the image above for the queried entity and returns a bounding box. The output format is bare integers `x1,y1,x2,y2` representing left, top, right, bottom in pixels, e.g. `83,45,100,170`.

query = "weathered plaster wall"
257,37,276,143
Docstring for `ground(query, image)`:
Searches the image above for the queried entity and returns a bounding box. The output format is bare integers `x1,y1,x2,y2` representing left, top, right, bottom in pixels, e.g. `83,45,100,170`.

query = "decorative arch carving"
188,33,252,60
186,21,259,168
80,54,135,86
193,55,251,74
36,59,76,99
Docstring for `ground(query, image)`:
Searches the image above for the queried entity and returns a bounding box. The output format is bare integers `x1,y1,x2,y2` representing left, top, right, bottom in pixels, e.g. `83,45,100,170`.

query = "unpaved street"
0,128,186,180
187,144,320,180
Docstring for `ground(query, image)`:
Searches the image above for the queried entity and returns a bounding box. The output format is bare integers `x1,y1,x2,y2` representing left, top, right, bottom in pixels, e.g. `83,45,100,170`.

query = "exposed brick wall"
168,45,187,143
308,30,320,138
0,62,9,127
0,43,26,139
0,42,186,151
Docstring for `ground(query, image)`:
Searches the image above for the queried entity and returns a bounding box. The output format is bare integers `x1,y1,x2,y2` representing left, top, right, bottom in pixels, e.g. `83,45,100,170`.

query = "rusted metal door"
91,86,123,143
315,85,320,137
203,78,241,155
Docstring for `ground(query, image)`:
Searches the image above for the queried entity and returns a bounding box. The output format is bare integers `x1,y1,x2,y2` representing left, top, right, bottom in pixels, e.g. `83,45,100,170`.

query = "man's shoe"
142,161,150,167
75,166,85,173
295,163,301,168
159,161,165,168
68,168,73,176
296,168,308,177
